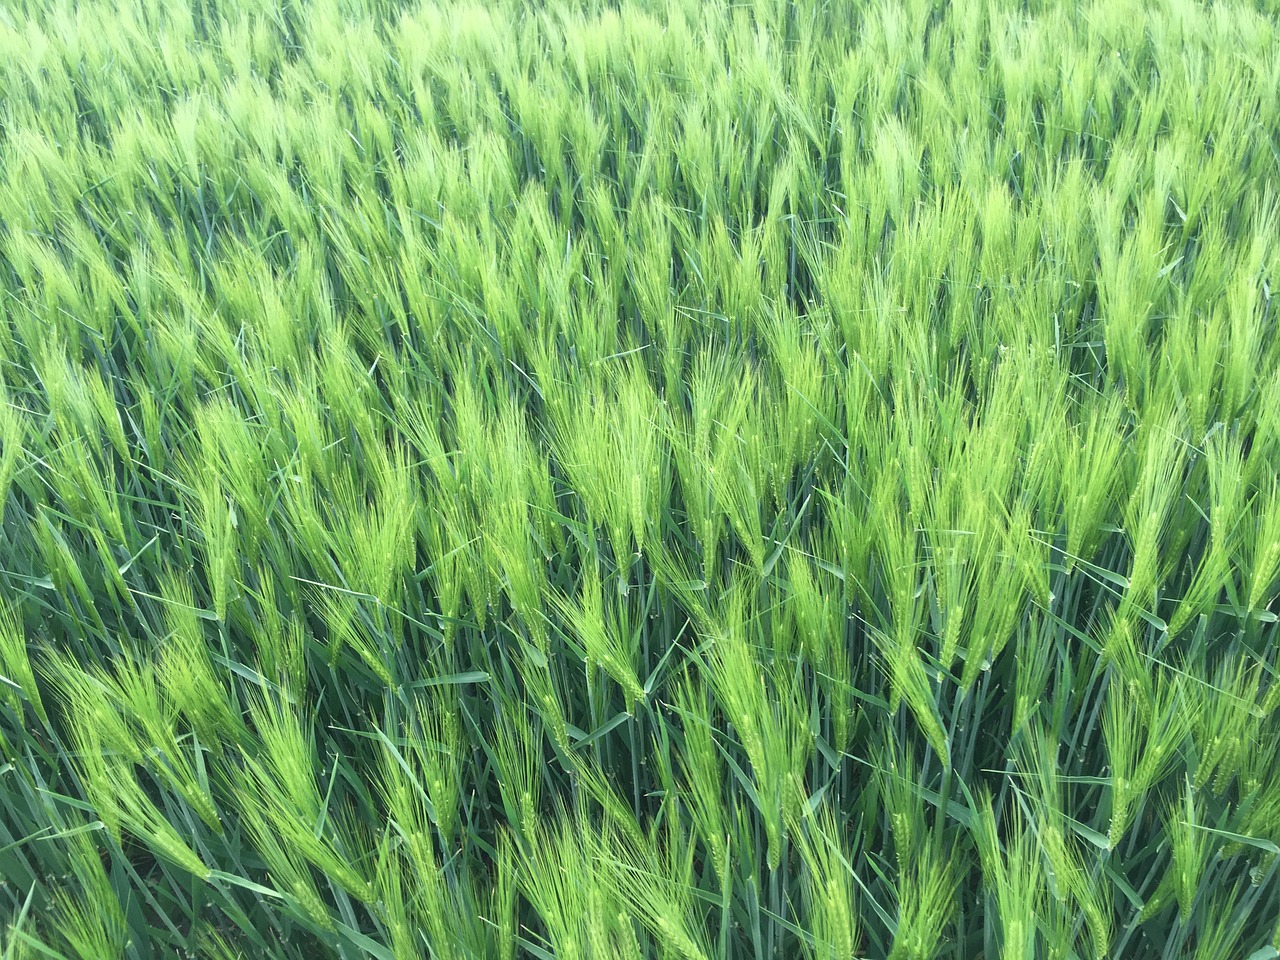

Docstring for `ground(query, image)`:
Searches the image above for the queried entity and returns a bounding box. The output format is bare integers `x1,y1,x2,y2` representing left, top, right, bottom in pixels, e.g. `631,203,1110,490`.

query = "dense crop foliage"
2,0,1280,956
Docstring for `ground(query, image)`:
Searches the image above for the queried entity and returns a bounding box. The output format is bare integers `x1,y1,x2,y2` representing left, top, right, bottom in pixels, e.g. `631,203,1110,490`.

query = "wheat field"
1,0,1279,957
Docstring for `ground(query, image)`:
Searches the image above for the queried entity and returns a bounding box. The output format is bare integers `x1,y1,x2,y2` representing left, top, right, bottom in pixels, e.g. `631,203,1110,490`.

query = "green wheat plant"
1,0,1280,957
